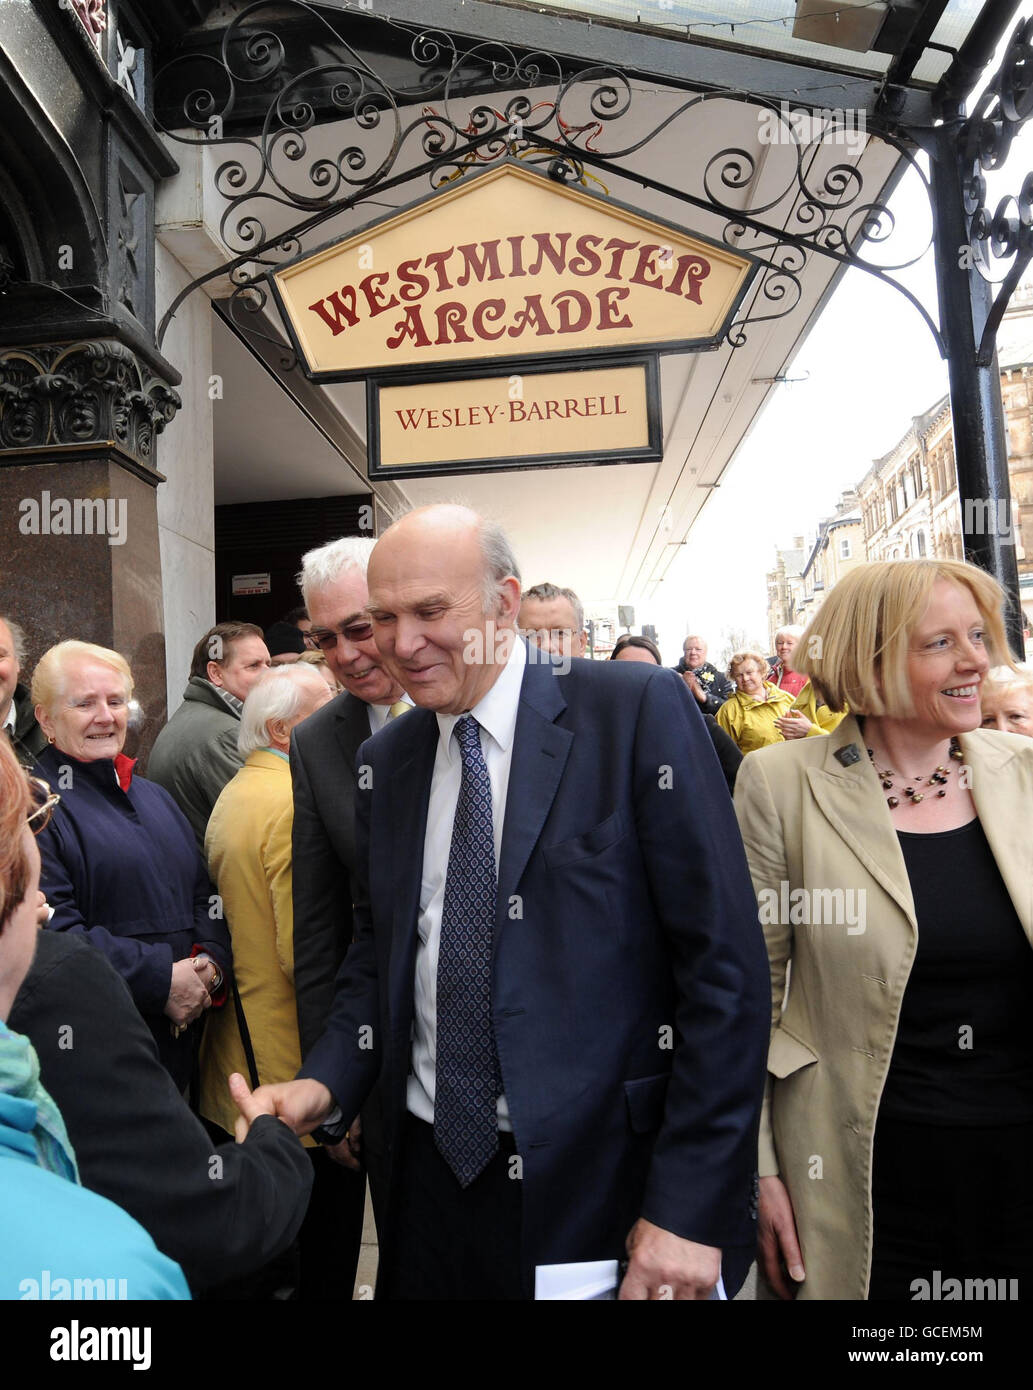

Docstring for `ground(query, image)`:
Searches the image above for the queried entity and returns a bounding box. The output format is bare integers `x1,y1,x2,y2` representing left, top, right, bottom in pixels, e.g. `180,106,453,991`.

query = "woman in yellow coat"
200,666,330,1142
734,559,1033,1300
716,650,796,753
774,679,849,741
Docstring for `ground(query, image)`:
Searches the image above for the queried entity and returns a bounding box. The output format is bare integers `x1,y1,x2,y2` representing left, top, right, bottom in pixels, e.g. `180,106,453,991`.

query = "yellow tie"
388,701,410,720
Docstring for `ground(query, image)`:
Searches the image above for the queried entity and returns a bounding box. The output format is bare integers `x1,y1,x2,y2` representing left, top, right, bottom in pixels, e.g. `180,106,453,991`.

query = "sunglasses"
27,777,60,836
309,621,374,651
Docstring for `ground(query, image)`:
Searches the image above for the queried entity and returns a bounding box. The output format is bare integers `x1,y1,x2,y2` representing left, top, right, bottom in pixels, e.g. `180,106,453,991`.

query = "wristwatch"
313,1105,350,1146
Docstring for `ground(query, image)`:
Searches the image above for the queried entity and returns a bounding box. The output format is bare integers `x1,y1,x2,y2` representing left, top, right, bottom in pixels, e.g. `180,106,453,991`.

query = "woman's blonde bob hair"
31,640,134,714
727,649,771,679
793,559,1014,717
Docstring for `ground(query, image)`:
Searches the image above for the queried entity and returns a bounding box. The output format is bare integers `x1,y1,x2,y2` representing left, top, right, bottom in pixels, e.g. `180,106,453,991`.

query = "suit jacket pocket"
767,1027,819,1079
624,1071,670,1134
542,810,627,870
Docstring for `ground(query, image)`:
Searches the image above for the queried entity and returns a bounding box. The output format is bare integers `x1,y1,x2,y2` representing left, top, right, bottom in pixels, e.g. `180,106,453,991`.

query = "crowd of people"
1,510,1032,1303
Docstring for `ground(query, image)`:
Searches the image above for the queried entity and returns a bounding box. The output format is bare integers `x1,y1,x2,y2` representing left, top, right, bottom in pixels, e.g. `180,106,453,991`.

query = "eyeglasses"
26,777,60,836
309,621,374,651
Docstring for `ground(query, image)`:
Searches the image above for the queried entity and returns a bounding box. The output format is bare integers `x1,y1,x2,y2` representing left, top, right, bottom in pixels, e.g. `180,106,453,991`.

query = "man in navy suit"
232,505,769,1300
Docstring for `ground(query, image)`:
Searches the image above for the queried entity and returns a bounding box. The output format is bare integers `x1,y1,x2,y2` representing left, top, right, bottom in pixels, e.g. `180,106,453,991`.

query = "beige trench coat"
734,715,1033,1299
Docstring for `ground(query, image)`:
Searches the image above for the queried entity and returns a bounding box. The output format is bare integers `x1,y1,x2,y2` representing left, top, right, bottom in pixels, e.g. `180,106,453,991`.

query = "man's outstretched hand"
228,1074,334,1144
618,1218,722,1300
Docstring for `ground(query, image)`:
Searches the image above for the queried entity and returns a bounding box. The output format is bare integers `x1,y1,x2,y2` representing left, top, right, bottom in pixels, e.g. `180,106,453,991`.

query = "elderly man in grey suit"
289,535,409,1297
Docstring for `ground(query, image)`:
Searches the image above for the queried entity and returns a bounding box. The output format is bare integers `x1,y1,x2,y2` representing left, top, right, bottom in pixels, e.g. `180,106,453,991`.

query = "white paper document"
534,1261,728,1300
535,1260,620,1300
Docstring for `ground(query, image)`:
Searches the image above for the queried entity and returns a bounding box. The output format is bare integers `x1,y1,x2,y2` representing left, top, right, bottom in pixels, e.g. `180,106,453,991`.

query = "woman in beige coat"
735,559,1033,1300
201,665,330,1135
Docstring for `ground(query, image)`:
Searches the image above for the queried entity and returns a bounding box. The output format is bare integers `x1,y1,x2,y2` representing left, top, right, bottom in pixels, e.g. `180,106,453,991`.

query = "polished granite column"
0,339,181,762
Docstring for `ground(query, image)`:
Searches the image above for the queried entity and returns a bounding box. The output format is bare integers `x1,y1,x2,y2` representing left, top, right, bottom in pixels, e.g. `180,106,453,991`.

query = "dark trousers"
298,1146,367,1300
381,1115,524,1300
868,1116,1033,1301
197,1124,367,1300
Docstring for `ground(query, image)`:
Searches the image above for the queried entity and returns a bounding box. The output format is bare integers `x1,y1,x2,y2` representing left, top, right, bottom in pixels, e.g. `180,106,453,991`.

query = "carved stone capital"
0,339,181,470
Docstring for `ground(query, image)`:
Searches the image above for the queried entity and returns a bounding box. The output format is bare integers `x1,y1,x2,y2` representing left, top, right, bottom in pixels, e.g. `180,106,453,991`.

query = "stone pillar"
0,339,181,761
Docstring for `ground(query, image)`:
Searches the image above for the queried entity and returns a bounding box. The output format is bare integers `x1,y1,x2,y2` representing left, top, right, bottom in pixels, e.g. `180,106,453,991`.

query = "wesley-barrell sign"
368,358,661,479
270,162,756,381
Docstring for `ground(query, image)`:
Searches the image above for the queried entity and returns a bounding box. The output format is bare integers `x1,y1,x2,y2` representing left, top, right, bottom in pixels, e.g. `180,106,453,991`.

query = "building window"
914,531,926,557
840,537,851,559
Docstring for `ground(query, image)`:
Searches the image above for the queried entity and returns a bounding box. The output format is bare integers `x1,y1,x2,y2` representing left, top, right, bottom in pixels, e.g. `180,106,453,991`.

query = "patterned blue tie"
433,714,502,1187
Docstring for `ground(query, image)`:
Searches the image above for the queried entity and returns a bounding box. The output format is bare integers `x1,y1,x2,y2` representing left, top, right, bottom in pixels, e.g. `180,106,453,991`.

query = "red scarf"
114,753,137,792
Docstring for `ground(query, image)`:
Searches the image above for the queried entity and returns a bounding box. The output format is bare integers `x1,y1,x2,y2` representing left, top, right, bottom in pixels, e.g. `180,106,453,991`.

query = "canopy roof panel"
476,0,985,86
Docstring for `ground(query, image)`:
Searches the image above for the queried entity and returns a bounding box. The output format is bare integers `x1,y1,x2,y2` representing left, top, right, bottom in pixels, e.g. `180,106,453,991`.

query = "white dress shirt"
407,637,526,1128
2,702,15,734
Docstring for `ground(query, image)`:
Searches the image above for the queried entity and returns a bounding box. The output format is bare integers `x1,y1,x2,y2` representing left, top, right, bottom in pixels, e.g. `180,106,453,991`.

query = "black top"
702,712,742,794
10,931,312,1293
880,818,1033,1125
671,660,734,716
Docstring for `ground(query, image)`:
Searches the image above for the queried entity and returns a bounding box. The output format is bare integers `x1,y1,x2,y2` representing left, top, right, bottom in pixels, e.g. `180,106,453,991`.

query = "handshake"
227,1074,363,1171
222,1081,722,1296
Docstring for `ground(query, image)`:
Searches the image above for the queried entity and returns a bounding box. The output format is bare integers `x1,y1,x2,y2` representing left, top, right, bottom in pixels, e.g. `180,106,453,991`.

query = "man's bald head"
367,505,522,713
371,506,520,612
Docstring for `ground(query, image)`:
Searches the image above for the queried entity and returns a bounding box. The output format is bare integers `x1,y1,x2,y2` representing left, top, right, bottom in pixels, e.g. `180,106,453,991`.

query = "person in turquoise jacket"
0,736,188,1302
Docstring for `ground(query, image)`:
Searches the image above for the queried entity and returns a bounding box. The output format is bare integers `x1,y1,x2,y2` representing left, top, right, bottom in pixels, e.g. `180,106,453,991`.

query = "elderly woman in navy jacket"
31,641,232,1091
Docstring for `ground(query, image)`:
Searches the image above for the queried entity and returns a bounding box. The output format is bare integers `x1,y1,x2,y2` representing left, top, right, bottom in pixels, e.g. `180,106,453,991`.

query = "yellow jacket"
716,681,795,753
789,681,848,735
200,749,313,1144
734,717,1033,1298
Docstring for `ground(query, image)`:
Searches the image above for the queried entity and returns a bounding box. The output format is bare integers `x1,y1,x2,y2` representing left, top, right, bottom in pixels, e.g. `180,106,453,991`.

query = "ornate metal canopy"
956,14,1033,364
153,0,955,365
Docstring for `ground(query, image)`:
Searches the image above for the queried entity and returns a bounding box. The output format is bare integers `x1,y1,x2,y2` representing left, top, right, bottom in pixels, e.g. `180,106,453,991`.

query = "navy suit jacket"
301,650,770,1288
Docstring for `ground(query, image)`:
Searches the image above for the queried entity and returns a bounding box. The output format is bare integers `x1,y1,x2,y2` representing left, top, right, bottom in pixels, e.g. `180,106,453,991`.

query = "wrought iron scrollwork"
957,17,1033,365
153,0,942,357
225,264,299,373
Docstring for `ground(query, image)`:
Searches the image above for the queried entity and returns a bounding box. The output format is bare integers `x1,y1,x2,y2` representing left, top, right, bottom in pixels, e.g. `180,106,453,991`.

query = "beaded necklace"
866,736,964,808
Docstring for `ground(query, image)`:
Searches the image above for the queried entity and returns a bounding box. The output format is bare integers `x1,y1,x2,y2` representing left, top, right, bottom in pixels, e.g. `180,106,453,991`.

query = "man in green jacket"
0,615,47,767
147,622,271,851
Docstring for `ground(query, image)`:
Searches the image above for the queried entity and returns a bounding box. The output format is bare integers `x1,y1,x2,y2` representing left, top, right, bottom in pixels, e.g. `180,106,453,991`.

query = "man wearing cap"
264,621,308,665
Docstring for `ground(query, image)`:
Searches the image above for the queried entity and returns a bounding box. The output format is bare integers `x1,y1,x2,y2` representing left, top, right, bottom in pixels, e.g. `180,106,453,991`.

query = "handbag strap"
231,982,261,1092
